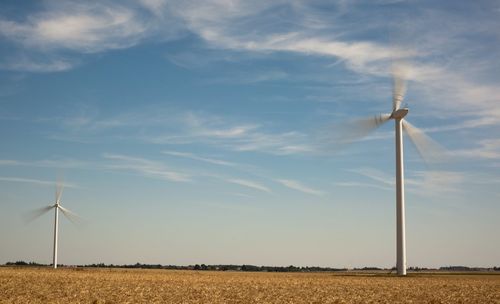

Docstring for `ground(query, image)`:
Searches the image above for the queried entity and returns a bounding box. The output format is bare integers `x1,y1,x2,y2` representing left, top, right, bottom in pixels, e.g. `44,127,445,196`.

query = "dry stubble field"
0,267,499,303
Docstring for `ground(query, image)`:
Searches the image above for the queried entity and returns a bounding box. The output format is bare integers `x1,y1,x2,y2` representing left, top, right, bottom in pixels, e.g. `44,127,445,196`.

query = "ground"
0,267,499,303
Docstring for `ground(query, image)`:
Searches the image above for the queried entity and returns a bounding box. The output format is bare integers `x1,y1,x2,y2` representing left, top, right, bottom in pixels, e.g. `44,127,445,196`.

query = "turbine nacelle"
390,108,408,120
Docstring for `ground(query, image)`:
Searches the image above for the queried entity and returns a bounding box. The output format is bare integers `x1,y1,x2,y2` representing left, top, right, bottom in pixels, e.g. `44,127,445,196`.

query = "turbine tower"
26,178,81,269
333,63,444,276
392,70,409,276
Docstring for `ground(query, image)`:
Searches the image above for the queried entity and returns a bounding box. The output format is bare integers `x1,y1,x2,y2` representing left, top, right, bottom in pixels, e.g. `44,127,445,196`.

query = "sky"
0,0,499,268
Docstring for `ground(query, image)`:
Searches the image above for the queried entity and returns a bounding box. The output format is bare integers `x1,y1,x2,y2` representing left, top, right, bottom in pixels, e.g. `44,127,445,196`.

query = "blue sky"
0,0,499,268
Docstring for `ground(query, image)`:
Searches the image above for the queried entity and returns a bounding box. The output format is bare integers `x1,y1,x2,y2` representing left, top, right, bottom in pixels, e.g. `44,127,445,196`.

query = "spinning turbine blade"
24,205,54,223
374,114,391,127
56,177,64,203
392,64,407,111
58,205,83,225
329,114,391,147
402,120,447,163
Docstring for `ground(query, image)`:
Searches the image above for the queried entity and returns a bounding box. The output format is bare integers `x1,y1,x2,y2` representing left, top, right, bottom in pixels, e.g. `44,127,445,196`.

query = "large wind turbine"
26,179,81,269
335,64,443,276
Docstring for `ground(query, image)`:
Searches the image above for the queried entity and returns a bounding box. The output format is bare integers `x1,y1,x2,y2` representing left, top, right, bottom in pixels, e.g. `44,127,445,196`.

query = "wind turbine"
334,64,444,276
26,178,81,269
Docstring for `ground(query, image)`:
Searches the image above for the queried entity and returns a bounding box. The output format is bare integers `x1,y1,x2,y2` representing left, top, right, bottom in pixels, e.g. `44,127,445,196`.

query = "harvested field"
0,267,499,303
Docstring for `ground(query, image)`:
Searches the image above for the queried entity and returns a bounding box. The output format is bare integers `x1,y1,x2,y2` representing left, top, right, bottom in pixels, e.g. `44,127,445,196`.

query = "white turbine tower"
26,178,81,269
333,64,444,276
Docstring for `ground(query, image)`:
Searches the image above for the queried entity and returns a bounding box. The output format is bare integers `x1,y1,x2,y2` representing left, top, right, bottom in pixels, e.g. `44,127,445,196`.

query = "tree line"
4,261,500,272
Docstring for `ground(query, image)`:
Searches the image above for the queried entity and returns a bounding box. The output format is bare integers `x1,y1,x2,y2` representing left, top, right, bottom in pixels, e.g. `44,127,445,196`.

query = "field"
1,267,499,303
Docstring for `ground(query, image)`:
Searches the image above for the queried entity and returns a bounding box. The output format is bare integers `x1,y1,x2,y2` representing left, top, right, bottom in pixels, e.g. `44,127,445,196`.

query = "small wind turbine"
26,178,81,269
333,63,444,276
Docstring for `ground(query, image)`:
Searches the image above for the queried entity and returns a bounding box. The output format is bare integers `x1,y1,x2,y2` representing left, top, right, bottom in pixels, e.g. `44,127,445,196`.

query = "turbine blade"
402,120,447,163
392,63,408,111
56,175,64,203
325,114,391,149
58,205,83,225
23,205,54,223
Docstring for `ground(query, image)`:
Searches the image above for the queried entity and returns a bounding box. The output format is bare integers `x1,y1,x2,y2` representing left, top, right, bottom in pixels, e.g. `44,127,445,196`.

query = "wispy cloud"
452,139,500,160
0,176,77,188
168,1,500,126
0,3,149,53
0,158,93,169
3,1,499,132
275,179,325,196
0,57,75,72
226,192,254,198
226,178,271,193
333,181,392,191
406,171,465,195
0,1,181,71
174,112,315,155
349,167,394,186
205,70,290,84
52,109,315,156
162,151,236,166
138,0,168,16
348,167,465,196
103,154,191,182
0,160,20,165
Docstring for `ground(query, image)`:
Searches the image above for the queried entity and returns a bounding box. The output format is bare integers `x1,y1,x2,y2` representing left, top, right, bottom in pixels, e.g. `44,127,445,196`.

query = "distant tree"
287,265,298,272
5,261,45,266
440,266,471,271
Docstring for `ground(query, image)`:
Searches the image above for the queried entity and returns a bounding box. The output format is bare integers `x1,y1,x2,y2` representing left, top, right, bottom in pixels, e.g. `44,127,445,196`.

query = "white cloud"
2,0,499,133
333,181,391,191
209,32,412,72
164,1,410,73
0,176,77,188
202,126,258,139
0,3,149,53
452,139,500,160
349,167,394,186
103,154,191,182
32,108,315,156
167,0,500,127
406,171,465,196
162,151,236,166
138,0,167,15
226,178,271,193
0,58,75,72
226,192,254,198
148,111,315,156
205,70,289,84
2,0,499,145
0,160,20,165
348,167,465,196
0,157,94,169
275,179,325,196
0,1,183,71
